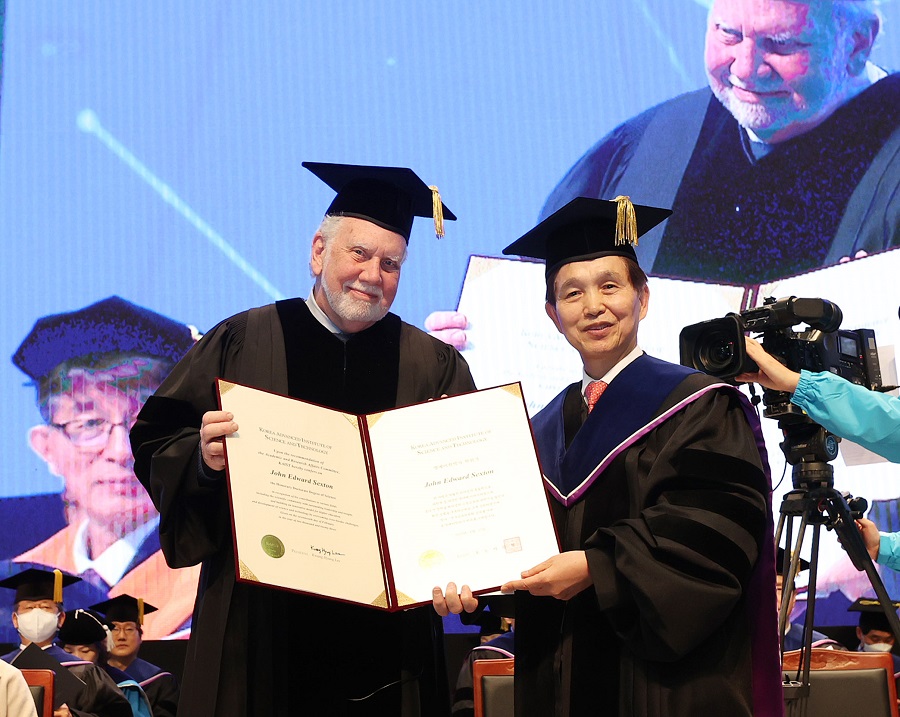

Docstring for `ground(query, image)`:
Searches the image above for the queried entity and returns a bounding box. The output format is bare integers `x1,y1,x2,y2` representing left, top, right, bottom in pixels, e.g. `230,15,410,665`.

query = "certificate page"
219,380,389,607
367,383,559,606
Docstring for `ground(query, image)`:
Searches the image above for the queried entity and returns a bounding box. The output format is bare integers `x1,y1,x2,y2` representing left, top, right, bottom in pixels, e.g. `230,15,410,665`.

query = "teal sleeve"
791,370,900,462
877,532,900,571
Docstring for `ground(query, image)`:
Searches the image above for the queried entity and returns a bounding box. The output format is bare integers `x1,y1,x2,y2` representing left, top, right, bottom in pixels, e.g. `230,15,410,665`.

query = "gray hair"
308,214,409,278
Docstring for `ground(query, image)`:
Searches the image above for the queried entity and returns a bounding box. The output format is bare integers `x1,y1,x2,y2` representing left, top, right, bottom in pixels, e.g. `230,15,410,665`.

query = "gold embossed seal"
261,534,285,558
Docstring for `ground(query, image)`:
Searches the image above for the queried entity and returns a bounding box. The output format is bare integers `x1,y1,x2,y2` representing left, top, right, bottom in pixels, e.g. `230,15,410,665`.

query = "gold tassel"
613,195,638,246
138,598,145,626
429,185,445,239
53,569,63,604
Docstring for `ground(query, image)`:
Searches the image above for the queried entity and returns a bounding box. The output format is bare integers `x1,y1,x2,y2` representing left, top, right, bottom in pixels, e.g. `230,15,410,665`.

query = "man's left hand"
500,551,592,600
432,582,479,616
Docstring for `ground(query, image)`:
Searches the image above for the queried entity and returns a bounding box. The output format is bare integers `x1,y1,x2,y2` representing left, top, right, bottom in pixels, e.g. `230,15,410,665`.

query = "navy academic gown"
125,657,179,717
516,355,783,717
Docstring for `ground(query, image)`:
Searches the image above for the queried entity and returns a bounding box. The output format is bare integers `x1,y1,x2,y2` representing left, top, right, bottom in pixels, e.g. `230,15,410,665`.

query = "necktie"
585,380,608,413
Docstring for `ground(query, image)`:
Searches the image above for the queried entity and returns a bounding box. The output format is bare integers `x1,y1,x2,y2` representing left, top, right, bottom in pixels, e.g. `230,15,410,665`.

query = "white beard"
320,253,388,325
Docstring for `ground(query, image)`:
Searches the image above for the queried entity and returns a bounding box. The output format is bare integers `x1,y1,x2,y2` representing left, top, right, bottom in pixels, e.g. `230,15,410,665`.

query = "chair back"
783,648,899,717
20,668,54,717
473,657,514,717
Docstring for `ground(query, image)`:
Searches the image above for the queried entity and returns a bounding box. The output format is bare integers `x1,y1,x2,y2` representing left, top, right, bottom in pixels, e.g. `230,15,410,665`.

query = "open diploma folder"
217,380,560,610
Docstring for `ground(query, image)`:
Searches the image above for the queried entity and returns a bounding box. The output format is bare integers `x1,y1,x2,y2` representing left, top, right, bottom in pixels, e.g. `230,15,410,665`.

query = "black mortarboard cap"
848,598,900,613
12,296,195,382
0,567,80,603
849,597,900,633
502,196,672,277
90,594,157,625
58,609,109,646
302,162,456,241
776,547,810,575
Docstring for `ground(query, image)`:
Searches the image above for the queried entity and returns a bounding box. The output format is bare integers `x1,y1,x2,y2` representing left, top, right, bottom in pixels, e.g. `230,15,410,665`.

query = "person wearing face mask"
0,567,132,717
847,597,900,697
849,598,900,655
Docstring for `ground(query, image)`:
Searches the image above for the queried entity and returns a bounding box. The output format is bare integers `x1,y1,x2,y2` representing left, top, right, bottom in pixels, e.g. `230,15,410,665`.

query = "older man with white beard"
129,162,476,717
539,0,898,285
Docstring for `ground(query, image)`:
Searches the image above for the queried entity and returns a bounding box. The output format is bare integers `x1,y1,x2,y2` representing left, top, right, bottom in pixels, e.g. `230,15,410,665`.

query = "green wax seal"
261,534,285,558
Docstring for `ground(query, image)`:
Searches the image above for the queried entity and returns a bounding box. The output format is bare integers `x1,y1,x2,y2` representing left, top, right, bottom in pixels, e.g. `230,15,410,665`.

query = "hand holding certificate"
217,380,559,610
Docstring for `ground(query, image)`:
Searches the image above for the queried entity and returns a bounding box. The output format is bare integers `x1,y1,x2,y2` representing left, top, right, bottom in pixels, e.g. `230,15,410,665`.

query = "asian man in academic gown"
435,198,783,717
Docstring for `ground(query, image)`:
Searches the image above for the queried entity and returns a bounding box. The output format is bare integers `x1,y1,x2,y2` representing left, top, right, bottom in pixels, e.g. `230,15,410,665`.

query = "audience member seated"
0,567,132,717
58,607,152,717
91,595,179,717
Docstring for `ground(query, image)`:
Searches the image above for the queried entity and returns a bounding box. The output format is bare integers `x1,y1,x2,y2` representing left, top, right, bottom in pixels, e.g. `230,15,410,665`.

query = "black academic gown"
517,355,783,717
541,74,900,284
131,300,476,717
3,645,133,717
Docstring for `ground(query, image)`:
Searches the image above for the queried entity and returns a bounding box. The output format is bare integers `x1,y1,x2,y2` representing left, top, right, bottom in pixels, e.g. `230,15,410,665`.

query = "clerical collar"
73,515,160,585
580,345,642,399
305,290,346,339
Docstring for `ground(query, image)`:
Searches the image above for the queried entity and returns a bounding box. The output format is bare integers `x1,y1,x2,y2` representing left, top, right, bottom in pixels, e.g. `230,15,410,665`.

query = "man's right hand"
200,410,238,472
424,311,468,351
735,337,802,394
856,518,881,562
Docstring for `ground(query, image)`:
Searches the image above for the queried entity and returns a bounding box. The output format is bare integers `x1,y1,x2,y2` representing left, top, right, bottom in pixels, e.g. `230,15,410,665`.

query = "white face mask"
16,609,59,644
862,641,894,653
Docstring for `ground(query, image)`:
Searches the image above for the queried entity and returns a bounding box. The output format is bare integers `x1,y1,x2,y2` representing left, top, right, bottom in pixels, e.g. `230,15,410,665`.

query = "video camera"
679,296,882,421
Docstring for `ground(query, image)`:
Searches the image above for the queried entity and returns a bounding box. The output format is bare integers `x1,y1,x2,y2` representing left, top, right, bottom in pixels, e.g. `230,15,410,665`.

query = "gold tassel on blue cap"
138,598,145,626
429,185,445,239
613,195,638,247
53,569,63,604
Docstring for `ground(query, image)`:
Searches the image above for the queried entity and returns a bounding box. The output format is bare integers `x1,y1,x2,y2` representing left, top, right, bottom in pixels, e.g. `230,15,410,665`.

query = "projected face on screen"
28,363,159,533
705,0,874,143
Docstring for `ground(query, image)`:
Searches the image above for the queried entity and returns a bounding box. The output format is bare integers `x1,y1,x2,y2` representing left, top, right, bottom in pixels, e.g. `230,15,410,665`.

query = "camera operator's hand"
735,337,801,393
856,518,881,562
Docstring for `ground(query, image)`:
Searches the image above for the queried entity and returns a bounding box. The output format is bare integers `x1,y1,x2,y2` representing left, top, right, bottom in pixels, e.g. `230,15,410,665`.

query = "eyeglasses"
50,415,138,448
110,625,139,635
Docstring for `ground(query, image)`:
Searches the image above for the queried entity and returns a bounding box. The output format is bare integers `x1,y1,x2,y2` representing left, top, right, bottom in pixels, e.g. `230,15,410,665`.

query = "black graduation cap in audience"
12,295,196,382
502,196,672,277
848,597,900,634
58,609,110,646
0,567,80,603
302,162,456,241
90,594,157,626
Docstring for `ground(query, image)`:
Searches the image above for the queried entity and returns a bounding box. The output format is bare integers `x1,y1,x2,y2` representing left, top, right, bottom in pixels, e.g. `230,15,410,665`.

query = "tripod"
773,417,900,706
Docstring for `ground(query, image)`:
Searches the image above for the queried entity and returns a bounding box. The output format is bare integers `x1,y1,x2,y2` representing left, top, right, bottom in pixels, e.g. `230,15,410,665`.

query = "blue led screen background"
0,1,898,636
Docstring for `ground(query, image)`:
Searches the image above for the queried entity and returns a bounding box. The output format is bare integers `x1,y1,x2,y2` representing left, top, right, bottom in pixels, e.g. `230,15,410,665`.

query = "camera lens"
697,332,736,373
